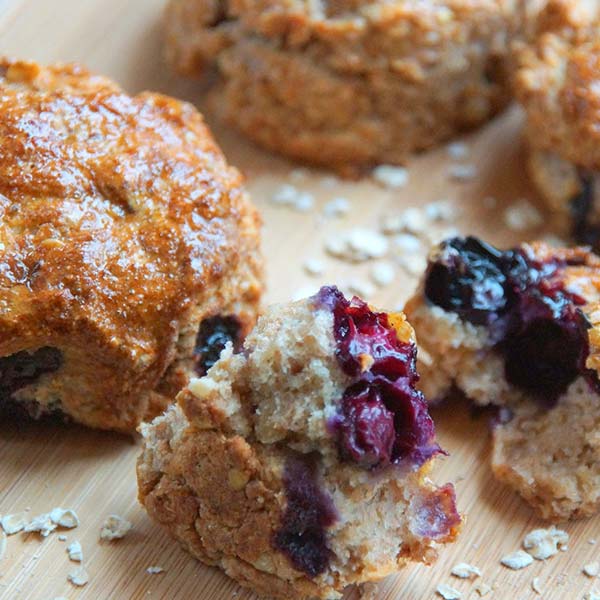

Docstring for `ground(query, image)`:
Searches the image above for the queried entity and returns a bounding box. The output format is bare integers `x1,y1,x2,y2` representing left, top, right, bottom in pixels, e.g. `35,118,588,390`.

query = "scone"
138,286,460,599
0,58,262,432
515,0,600,249
165,0,538,170
405,236,600,520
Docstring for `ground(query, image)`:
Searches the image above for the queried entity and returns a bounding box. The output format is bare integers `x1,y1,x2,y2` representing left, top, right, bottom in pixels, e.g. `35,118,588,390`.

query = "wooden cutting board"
1,2,599,599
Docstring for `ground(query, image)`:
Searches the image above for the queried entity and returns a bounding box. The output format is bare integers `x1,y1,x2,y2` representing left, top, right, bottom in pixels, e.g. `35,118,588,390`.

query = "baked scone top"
0,59,261,420
515,0,600,169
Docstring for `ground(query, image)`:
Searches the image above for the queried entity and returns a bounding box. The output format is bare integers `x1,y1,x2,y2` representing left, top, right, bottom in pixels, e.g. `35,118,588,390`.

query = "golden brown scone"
405,236,600,521
515,0,600,249
165,0,540,171
138,287,460,599
0,58,263,432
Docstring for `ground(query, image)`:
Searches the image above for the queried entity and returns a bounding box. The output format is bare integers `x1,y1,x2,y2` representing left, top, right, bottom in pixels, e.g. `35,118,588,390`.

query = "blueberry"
193,315,241,376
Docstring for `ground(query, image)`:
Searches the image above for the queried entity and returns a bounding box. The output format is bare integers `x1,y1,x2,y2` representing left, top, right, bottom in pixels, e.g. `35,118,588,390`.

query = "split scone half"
406,236,600,521
515,0,600,250
138,286,460,599
164,0,542,170
0,59,262,432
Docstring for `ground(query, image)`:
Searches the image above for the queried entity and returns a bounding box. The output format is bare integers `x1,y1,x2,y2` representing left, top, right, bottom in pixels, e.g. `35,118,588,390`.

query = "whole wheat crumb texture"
405,236,600,520
164,0,541,170
138,287,460,599
515,0,600,249
0,58,263,432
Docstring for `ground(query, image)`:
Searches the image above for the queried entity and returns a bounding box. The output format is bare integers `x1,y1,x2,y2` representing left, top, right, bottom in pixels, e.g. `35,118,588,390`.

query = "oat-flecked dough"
164,0,541,170
515,0,600,248
406,237,600,521
0,59,263,432
138,287,460,599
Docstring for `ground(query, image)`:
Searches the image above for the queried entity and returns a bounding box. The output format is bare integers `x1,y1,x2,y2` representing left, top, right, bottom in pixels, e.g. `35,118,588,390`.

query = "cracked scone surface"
0,58,262,432
405,236,600,520
164,0,535,170
515,0,600,249
138,287,460,599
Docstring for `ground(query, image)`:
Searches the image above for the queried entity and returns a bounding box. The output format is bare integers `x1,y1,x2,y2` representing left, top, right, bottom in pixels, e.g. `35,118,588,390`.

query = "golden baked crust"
138,292,460,599
0,58,263,432
516,0,600,170
165,0,536,170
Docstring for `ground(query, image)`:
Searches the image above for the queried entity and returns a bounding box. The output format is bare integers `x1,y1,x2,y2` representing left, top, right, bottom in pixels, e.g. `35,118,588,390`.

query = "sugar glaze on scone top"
0,58,262,431
138,287,460,599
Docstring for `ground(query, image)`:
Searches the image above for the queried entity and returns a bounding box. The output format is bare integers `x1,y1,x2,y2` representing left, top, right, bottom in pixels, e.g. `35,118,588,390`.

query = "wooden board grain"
0,2,599,599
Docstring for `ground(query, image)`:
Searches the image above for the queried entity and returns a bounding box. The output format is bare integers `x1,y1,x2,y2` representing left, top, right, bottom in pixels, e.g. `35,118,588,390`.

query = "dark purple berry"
424,236,596,404
193,315,241,376
315,286,442,471
273,455,337,577
0,347,63,419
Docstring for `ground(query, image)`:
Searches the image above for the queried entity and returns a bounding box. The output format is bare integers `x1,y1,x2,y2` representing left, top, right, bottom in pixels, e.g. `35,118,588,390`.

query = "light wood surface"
1,2,599,599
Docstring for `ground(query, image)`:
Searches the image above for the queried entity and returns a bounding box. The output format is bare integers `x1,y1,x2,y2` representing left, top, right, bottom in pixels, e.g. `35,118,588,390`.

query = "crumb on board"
447,142,470,160
146,566,164,574
436,583,462,599
523,527,569,560
475,582,492,596
501,550,534,570
0,513,28,535
99,515,132,541
447,164,477,181
322,197,350,218
303,258,325,277
67,540,83,563
451,562,481,580
503,200,543,231
0,530,6,560
270,184,314,212
345,278,376,300
325,228,389,262
370,261,395,287
584,562,600,578
372,165,408,189
67,566,89,587
532,577,543,594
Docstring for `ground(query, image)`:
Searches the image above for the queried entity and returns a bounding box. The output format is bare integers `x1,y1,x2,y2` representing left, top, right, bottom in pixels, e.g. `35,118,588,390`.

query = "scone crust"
516,0,600,170
165,0,534,169
0,58,263,431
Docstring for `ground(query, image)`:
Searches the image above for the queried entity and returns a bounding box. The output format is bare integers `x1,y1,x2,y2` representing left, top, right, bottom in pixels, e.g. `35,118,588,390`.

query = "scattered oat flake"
303,258,324,277
523,526,569,560
270,184,314,212
370,262,395,287
346,278,376,299
532,577,543,594
68,566,89,587
67,540,83,562
50,508,79,529
451,562,481,579
146,566,164,574
325,228,389,262
584,562,600,577
590,539,597,545
503,200,543,231
0,513,28,535
425,200,457,222
436,583,461,599
323,197,350,218
393,233,422,253
382,208,427,235
372,165,408,189
397,254,426,277
58,535,67,542
289,167,309,181
319,175,339,188
501,550,534,570
100,515,132,541
0,530,6,560
448,164,477,181
447,142,470,160
585,593,600,600
24,513,56,537
475,583,492,596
